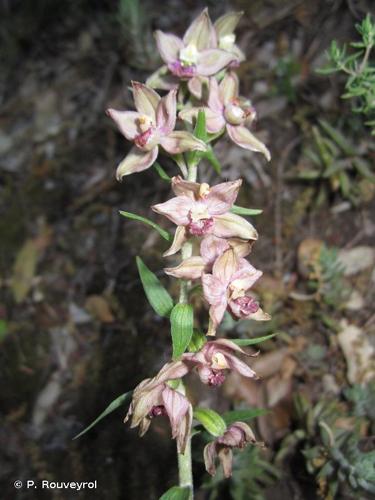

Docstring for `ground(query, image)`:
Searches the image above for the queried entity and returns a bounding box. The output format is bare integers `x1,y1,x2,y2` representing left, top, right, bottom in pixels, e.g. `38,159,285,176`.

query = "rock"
337,320,375,385
338,246,375,276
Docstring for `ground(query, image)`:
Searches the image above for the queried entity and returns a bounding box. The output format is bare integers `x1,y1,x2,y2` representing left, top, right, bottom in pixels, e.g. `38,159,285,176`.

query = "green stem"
176,156,198,498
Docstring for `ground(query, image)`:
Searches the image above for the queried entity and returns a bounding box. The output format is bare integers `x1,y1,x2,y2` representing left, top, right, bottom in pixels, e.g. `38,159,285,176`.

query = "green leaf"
170,303,194,359
352,158,375,181
136,257,174,317
231,333,277,346
153,162,171,182
204,146,221,174
187,109,207,167
188,330,207,352
73,391,133,439
120,211,171,241
231,205,263,216
159,486,191,500
318,120,355,156
223,408,268,426
194,407,227,437
194,109,207,142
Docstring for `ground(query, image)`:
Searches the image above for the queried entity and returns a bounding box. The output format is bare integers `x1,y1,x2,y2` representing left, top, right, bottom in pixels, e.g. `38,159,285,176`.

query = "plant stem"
176,157,198,498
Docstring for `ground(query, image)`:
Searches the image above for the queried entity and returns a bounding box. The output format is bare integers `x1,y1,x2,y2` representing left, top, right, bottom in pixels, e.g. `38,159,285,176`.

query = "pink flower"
146,9,235,97
180,72,271,161
124,361,192,453
152,176,258,256
183,339,258,386
106,82,206,180
164,235,253,280
204,422,261,477
202,248,270,335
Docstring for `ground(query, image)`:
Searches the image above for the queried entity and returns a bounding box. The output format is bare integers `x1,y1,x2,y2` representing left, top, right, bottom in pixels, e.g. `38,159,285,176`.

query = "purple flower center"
208,371,226,386
234,296,259,316
134,127,153,149
187,213,214,236
149,405,167,418
168,61,196,78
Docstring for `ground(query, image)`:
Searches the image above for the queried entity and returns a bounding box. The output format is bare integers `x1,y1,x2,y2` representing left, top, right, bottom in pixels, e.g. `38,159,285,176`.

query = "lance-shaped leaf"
170,303,194,359
231,333,277,346
231,205,263,216
120,211,171,241
222,408,268,426
188,330,207,352
186,109,207,166
159,486,191,500
194,407,227,437
153,162,171,182
136,256,174,317
73,391,133,439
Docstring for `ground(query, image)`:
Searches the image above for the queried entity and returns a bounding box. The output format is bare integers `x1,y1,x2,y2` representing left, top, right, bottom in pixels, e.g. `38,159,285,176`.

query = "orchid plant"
77,8,273,499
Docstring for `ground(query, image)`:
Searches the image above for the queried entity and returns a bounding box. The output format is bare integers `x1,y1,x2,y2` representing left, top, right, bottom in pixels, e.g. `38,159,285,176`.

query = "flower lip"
224,102,246,125
168,61,197,78
208,371,226,386
187,213,214,236
233,296,259,316
149,405,168,418
134,127,155,149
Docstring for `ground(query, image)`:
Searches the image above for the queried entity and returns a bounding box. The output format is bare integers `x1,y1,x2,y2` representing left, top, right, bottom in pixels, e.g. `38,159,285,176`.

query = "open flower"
152,176,258,256
124,361,192,453
106,82,206,180
146,8,235,97
180,72,271,161
202,248,270,335
214,11,246,66
183,339,258,386
204,422,260,477
164,234,253,280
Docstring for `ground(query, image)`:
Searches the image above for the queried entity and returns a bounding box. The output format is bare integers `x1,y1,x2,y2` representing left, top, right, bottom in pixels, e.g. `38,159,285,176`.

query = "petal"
231,259,263,290
231,422,257,443
228,238,253,258
226,124,271,161
159,131,206,154
163,226,187,257
131,81,160,121
202,274,227,306
204,442,218,476
106,109,143,141
164,256,205,280
155,31,184,64
232,44,246,63
183,8,217,50
219,72,239,105
130,384,164,428
213,212,258,240
146,65,179,90
200,235,230,266
162,386,190,439
208,78,224,114
206,179,242,215
212,248,239,283
187,76,209,99
214,12,243,37
247,306,271,321
116,146,158,180
218,447,233,478
224,353,258,378
156,88,177,132
197,49,235,76
153,360,190,386
177,406,193,454
171,175,200,199
152,195,194,225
